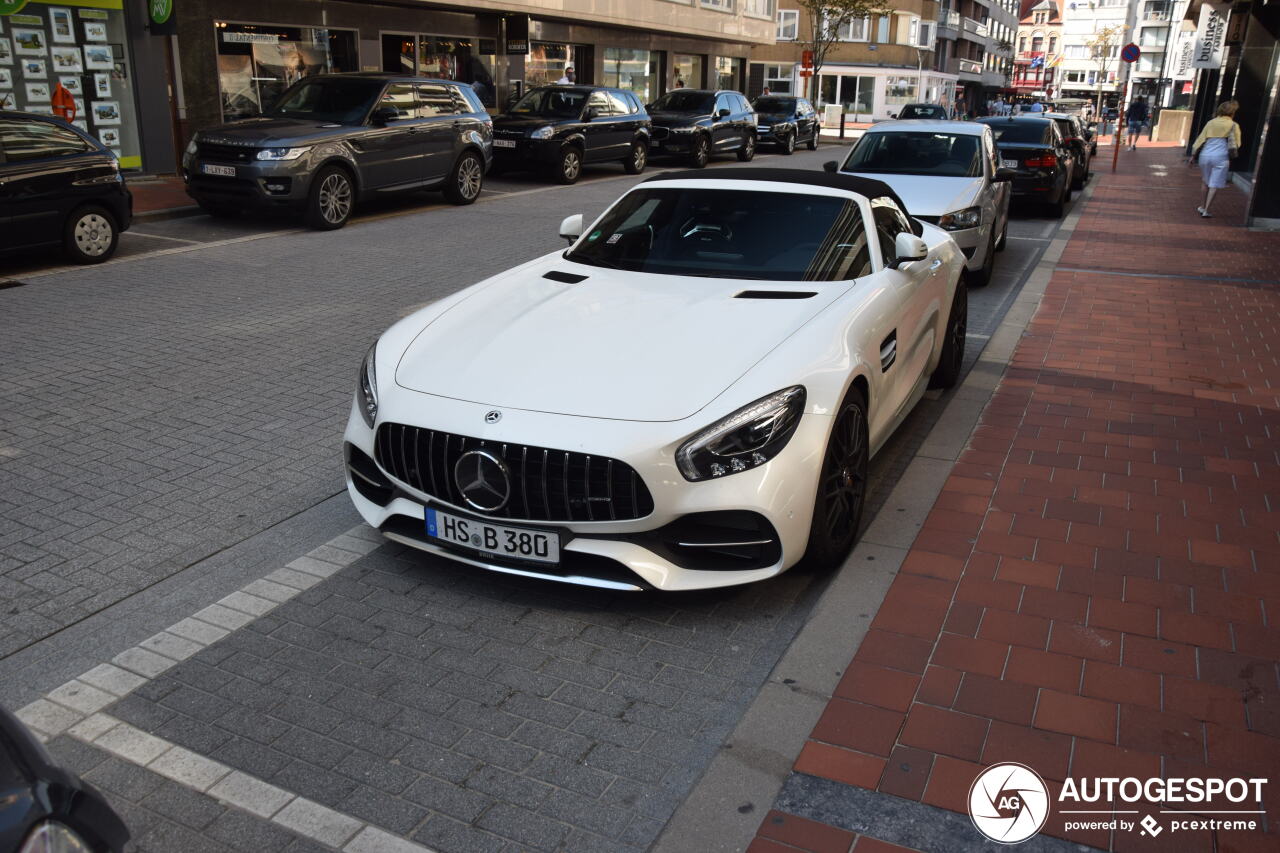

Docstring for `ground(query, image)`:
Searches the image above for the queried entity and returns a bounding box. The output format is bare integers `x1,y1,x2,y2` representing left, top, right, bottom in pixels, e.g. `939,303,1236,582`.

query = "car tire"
803,385,870,570
689,134,711,168
929,277,968,390
622,139,648,174
807,131,819,151
305,165,355,230
780,131,796,155
969,229,996,288
736,132,756,162
64,205,119,264
443,150,483,205
555,146,583,184
197,201,240,218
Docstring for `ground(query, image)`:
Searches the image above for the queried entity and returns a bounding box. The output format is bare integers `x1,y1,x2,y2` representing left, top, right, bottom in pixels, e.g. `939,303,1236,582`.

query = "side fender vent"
543,270,588,284
734,290,817,300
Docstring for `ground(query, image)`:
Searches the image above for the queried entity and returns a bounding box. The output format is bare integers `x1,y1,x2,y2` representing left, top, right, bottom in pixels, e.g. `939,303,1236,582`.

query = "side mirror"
823,160,839,173
559,213,584,244
994,167,1016,182
370,106,399,125
893,231,928,267
583,107,599,122
717,108,731,119
889,113,898,119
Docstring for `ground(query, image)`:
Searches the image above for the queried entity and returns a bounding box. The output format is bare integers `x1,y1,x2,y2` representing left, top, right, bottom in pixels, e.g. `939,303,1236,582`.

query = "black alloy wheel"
690,134,711,168
305,165,354,230
780,131,796,155
929,278,968,389
736,131,756,161
443,151,484,204
804,387,870,569
623,139,648,174
555,146,583,184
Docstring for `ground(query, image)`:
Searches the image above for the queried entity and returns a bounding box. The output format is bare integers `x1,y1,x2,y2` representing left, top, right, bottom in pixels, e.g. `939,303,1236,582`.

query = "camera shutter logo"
969,763,1050,844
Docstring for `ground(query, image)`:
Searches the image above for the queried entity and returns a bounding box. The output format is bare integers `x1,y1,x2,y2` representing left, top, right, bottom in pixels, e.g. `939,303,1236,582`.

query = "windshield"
566,187,872,281
509,88,587,118
844,132,982,178
753,97,795,114
983,121,1051,144
650,91,715,113
267,78,382,124
900,105,947,119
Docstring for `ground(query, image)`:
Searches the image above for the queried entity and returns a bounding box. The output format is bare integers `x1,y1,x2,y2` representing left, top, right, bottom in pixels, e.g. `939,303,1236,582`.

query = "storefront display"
0,0,142,167
377,33,496,107
214,22,358,122
714,56,742,91
673,53,703,89
526,41,575,87
602,47,657,101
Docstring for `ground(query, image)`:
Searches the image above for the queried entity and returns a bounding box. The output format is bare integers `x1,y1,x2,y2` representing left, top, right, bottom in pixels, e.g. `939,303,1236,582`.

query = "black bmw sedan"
975,116,1077,218
491,86,651,184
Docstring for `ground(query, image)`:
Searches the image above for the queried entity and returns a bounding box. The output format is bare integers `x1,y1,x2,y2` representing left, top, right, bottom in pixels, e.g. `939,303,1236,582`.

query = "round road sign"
1121,43,1141,63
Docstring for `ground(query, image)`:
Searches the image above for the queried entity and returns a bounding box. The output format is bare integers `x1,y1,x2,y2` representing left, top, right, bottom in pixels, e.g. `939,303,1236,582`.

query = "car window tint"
447,85,478,114
380,83,417,118
587,91,613,115
714,95,731,114
415,84,457,117
565,187,871,281
871,197,908,266
844,131,982,178
605,92,629,116
626,92,642,113
0,117,90,161
984,121,1052,144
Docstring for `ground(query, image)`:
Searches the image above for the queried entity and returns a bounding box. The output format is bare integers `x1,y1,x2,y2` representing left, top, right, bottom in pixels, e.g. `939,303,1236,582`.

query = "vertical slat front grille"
375,424,654,523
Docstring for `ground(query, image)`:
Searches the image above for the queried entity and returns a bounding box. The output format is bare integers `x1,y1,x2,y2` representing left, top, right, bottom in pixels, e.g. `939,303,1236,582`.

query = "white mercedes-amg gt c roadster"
343,168,967,591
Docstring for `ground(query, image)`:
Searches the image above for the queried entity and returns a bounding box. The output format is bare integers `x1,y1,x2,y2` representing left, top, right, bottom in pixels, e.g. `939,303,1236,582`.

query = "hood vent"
734,290,817,300
543,270,588,284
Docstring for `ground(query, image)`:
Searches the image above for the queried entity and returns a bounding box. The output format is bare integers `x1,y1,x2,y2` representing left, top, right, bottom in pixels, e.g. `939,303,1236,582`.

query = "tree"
795,0,889,104
1086,24,1124,119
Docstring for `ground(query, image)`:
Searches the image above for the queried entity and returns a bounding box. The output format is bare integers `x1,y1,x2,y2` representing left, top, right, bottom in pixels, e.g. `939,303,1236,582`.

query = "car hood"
847,172,984,217
197,117,354,146
649,111,707,126
394,256,840,422
756,112,793,124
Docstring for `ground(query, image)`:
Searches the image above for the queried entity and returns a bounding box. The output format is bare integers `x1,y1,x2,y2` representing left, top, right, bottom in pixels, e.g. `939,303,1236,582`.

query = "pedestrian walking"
1189,100,1242,218
1126,97,1148,150
556,66,575,84
761,86,771,96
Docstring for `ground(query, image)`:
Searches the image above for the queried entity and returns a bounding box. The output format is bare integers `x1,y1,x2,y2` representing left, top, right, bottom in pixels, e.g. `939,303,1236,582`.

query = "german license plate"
426,508,559,564
1001,158,1019,170
201,163,236,177
493,139,516,148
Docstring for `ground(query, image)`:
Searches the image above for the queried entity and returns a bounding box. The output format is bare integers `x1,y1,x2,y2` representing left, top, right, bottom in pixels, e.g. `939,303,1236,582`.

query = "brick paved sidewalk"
128,174,194,216
748,148,1280,852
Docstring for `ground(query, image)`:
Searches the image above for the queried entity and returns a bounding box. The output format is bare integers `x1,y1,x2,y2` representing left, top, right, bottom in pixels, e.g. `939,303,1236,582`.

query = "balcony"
962,16,989,38
938,7,960,35
949,57,984,76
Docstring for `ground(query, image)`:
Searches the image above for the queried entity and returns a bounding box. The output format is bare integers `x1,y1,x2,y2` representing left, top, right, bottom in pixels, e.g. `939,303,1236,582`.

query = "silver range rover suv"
182,72,493,230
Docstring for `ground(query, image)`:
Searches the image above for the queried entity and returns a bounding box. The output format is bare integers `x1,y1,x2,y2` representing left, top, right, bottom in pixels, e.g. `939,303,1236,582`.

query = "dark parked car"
1044,112,1092,188
647,89,757,167
0,111,132,264
750,95,820,154
183,73,493,230
491,85,650,184
895,103,952,120
975,116,1076,217
0,705,130,852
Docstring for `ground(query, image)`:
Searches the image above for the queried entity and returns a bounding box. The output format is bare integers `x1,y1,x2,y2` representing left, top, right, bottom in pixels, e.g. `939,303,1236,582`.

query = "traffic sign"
1121,43,1141,63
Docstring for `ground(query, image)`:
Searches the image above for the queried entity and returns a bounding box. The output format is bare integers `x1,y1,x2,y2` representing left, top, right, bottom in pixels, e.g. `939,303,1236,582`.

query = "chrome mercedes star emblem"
485,410,502,424
454,449,511,512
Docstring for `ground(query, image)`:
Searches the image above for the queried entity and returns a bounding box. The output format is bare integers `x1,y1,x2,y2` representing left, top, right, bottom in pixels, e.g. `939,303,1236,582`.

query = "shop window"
673,54,704,88
603,47,657,101
2,2,143,168
714,56,743,91
216,23,358,123
776,10,799,40
379,34,496,107
764,63,793,94
818,74,874,113
527,42,577,87
885,76,919,105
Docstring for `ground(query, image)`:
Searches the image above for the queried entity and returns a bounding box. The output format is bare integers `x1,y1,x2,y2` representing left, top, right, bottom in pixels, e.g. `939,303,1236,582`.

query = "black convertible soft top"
644,168,922,235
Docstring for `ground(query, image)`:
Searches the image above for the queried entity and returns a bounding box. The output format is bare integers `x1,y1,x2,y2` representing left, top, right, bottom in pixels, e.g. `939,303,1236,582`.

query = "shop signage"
149,0,172,24
1192,1,1227,69
0,0,30,16
1172,30,1196,79
223,32,279,44
78,9,109,19
505,15,528,55
8,12,40,24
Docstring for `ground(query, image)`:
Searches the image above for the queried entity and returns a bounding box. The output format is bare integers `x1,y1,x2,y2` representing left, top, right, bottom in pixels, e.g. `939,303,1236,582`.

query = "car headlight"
937,206,982,231
357,343,378,429
19,821,92,853
529,125,554,140
185,138,197,155
256,146,312,161
676,386,806,481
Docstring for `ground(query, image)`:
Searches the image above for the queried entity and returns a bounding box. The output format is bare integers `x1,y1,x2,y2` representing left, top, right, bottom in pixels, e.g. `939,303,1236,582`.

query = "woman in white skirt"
1189,100,1242,218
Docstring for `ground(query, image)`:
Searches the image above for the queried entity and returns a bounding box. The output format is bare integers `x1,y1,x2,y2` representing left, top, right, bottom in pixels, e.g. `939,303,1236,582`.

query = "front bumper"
914,218,983,269
649,129,696,154
182,155,314,208
491,137,563,167
756,124,794,146
342,393,828,592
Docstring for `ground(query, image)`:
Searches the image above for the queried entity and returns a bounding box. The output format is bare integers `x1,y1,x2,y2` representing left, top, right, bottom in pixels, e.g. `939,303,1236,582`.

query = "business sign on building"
1192,1,1227,69
1172,29,1196,79
505,15,529,55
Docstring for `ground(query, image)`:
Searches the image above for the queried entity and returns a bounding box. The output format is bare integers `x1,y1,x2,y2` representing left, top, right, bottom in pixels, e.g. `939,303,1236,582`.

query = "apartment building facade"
1011,0,1063,99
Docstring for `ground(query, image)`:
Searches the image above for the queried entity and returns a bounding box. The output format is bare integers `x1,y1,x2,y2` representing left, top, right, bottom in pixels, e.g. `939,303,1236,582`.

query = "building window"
763,63,793,93
673,54,704,87
1019,36,1027,51
1031,35,1043,52
1048,36,1056,52
743,0,775,17
701,0,734,11
776,9,799,40
1143,0,1172,19
907,17,919,45
714,56,743,89
818,73,874,112
885,76,919,105
602,48,657,101
918,21,935,47
1139,26,1168,48
877,15,890,42
825,14,870,41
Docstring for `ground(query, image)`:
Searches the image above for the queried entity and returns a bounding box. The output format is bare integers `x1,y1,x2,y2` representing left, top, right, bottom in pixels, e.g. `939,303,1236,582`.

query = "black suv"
183,73,493,230
491,86,651,184
751,95,820,154
0,111,132,264
648,89,757,167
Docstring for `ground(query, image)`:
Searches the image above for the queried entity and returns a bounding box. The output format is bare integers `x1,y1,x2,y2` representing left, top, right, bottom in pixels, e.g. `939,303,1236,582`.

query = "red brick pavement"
750,147,1280,852
127,174,192,215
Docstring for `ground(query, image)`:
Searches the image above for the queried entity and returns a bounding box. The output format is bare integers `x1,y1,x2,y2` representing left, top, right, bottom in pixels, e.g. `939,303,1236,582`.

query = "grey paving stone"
402,775,493,822
341,785,430,835
465,763,554,812
525,752,615,798
412,814,506,853
335,751,419,795
271,758,361,808
454,730,538,772
83,756,167,802
140,781,227,830
397,739,478,784
272,796,363,849
476,803,570,852
205,808,298,853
